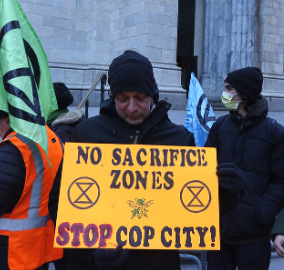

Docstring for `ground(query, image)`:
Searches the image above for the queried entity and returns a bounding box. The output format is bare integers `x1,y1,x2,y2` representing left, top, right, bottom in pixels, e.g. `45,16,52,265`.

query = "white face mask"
221,91,241,111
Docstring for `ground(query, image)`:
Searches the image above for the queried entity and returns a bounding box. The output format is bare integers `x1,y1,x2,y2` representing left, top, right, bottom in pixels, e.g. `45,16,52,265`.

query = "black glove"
217,163,244,213
92,245,129,270
217,163,244,196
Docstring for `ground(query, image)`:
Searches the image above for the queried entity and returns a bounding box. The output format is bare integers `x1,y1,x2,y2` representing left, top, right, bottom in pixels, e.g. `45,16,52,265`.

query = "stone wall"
256,0,284,111
18,0,186,109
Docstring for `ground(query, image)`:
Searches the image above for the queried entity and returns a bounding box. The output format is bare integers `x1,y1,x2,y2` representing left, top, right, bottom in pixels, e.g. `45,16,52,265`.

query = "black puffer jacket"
67,99,194,270
205,97,284,244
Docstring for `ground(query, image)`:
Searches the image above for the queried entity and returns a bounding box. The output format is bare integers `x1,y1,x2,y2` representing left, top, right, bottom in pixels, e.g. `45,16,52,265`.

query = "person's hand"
274,235,284,257
217,163,244,196
92,245,129,270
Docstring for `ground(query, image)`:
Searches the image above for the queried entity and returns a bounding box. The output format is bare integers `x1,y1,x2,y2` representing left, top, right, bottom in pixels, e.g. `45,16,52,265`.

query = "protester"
66,50,195,270
47,82,85,144
205,67,284,270
64,50,243,270
0,111,64,270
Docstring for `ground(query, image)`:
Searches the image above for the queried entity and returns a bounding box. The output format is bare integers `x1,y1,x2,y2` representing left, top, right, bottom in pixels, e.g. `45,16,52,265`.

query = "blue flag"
184,72,216,146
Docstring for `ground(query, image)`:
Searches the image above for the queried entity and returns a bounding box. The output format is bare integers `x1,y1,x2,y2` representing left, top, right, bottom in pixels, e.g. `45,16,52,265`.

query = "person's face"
114,91,152,126
224,82,242,102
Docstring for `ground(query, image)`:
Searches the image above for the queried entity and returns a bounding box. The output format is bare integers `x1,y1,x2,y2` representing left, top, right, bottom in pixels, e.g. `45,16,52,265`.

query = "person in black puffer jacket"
65,50,243,270
205,67,284,270
65,50,196,270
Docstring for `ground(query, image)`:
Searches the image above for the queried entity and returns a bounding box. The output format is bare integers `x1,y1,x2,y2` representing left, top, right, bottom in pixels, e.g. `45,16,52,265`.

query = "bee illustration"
126,198,154,219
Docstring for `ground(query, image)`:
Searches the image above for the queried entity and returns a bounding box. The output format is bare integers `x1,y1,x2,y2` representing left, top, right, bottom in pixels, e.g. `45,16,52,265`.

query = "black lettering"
210,226,216,247
197,149,202,166
83,224,98,247
99,224,113,247
196,227,208,247
169,149,179,166
161,226,172,247
76,146,89,164
164,171,174,190
129,226,142,247
180,149,186,166
112,148,121,165
162,149,168,166
122,148,134,166
116,226,127,246
174,227,181,248
123,170,134,189
183,227,194,247
143,226,155,247
135,171,148,190
152,171,162,189
56,222,70,246
110,170,121,189
90,147,102,165
150,148,161,166
71,223,84,247
201,149,208,166
137,148,147,166
186,150,197,166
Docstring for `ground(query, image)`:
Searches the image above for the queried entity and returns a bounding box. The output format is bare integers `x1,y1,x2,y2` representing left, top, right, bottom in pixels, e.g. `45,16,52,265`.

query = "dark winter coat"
51,109,86,144
0,129,63,270
205,97,284,245
66,99,194,270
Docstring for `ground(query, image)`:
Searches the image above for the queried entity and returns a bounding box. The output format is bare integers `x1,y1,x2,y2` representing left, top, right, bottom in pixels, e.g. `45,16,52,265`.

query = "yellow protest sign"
54,143,220,250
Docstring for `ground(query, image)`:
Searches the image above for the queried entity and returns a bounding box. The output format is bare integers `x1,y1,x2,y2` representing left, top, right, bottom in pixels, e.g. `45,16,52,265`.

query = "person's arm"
274,235,284,257
254,127,284,225
205,120,244,214
271,209,284,257
0,142,25,216
48,161,63,226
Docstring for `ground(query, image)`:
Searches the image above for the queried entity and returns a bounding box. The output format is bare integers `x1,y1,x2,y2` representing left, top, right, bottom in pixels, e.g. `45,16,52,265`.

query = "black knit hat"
226,67,263,100
108,50,158,102
53,82,73,110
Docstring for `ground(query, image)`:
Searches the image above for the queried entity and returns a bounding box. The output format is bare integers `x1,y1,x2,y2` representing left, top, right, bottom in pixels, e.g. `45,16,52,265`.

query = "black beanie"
226,67,263,100
108,50,157,101
53,82,73,110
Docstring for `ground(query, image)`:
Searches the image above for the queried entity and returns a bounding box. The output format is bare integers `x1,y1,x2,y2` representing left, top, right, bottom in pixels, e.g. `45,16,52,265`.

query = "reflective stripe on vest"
0,134,50,231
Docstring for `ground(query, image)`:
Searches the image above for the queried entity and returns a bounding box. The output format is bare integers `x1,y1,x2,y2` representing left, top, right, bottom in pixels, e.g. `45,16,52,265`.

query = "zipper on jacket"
133,128,140,144
241,118,245,129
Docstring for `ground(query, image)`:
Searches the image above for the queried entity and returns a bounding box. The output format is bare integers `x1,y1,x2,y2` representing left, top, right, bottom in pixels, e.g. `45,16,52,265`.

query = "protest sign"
54,143,220,250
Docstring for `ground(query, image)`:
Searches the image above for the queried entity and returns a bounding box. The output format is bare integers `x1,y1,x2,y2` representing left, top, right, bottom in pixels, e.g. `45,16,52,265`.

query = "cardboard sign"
54,143,220,250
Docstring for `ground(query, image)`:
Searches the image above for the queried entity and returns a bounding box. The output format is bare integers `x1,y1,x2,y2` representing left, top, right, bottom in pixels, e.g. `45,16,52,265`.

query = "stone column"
200,0,255,101
256,0,284,111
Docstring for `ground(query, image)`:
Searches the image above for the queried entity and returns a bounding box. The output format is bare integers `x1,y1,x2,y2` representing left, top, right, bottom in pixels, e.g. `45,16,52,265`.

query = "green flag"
0,0,58,155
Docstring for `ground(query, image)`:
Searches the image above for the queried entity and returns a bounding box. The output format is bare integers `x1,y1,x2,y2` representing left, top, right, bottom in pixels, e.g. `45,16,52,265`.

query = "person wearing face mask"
205,67,284,270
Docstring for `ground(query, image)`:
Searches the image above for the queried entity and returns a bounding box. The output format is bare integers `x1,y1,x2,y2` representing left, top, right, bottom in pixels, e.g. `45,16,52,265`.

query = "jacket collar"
2,128,14,140
99,98,172,131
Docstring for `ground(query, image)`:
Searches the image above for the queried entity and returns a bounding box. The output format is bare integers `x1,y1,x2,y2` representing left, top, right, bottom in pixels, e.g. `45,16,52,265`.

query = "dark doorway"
177,0,197,94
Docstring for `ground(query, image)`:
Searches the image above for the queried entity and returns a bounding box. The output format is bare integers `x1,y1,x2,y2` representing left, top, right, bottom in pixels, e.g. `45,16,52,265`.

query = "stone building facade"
18,0,284,111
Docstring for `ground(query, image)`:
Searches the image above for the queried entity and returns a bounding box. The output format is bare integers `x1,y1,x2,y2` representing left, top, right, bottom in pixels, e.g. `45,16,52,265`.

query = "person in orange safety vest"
0,110,63,270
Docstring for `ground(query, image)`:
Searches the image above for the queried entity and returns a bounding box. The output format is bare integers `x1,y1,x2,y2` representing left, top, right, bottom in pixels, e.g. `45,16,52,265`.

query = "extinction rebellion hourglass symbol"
68,177,100,209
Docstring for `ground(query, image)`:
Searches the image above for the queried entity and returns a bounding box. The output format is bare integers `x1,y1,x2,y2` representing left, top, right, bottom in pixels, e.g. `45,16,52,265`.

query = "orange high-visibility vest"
0,126,63,270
